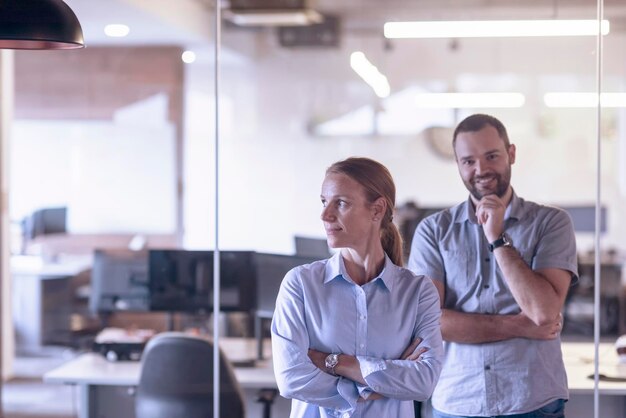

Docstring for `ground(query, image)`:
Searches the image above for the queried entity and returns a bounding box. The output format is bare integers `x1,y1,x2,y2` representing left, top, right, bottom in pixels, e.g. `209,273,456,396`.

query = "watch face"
325,353,338,369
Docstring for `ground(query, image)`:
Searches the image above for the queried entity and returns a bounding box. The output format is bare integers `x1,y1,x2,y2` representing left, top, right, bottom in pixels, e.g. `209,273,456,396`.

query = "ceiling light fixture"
350,51,390,98
223,9,323,26
104,24,130,38
414,93,525,108
181,50,197,64
384,19,610,39
0,0,84,49
544,92,626,108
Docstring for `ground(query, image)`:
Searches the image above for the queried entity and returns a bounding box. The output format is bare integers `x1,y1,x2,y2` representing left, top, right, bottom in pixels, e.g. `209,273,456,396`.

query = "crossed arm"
306,338,427,400
432,278,566,344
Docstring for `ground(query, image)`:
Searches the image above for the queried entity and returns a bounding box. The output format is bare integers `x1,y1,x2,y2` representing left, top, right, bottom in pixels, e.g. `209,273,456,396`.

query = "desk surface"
563,341,626,395
44,340,626,394
43,337,276,390
11,255,91,278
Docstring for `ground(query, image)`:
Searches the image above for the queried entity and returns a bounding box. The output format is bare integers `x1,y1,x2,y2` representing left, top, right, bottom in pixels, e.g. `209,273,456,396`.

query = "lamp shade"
0,0,84,50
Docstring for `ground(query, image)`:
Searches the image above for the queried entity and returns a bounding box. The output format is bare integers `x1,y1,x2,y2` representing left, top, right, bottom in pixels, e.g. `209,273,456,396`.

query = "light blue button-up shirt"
271,252,443,418
409,192,578,416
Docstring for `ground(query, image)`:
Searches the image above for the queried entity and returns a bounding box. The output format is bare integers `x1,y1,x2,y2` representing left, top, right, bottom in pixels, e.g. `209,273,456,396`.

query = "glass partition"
212,1,609,417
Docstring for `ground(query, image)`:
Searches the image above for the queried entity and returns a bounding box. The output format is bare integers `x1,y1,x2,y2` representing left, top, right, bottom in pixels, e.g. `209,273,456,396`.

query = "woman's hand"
400,337,429,361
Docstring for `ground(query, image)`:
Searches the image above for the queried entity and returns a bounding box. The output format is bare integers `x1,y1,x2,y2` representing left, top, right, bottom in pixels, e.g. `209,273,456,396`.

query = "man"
408,114,578,418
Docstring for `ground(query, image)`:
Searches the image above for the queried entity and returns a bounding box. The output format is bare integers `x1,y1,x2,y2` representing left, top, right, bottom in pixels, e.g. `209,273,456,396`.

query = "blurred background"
2,0,626,417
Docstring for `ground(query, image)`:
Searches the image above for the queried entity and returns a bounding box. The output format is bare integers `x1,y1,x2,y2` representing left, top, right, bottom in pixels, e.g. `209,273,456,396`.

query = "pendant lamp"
0,0,84,50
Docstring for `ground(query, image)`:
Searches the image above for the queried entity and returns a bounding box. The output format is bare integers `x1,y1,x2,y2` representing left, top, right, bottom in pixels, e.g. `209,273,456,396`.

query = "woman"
271,157,443,418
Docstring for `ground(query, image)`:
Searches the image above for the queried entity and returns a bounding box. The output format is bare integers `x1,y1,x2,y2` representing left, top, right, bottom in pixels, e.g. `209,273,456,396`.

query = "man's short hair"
452,114,510,148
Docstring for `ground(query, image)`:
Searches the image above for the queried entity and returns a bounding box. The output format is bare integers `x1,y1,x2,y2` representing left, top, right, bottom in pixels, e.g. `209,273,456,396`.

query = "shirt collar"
323,251,395,291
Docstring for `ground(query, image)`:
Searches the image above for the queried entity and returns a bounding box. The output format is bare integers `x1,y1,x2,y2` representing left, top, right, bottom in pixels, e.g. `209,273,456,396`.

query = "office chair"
135,332,245,418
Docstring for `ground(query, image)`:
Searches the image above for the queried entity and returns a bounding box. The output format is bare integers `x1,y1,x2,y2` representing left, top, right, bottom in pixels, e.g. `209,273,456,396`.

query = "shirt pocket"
441,249,474,285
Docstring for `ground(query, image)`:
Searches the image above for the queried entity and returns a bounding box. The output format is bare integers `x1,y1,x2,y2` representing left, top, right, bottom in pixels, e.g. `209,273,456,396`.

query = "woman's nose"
321,206,334,221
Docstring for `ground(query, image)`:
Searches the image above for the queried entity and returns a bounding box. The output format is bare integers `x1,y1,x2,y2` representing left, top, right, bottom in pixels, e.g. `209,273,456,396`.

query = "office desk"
557,341,626,418
44,337,276,418
47,340,626,418
563,341,626,394
12,255,91,353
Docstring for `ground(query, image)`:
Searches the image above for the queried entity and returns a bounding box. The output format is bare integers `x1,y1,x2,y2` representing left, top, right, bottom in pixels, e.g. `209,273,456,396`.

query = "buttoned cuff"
323,377,359,418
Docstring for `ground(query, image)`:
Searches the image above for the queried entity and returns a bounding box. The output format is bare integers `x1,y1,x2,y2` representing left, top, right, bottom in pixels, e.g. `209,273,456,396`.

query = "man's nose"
475,159,485,174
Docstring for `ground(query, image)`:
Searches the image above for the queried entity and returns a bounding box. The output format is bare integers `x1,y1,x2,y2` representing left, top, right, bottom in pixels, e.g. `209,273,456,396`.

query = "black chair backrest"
135,332,244,418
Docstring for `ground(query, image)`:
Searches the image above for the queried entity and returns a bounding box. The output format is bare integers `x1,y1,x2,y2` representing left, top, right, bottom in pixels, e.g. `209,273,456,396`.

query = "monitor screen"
253,252,319,315
147,250,256,313
294,236,331,259
89,249,150,313
561,205,607,233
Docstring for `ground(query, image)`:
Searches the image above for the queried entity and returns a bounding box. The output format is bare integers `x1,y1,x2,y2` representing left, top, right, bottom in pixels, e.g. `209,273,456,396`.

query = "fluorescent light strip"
544,92,626,108
385,19,610,39
350,51,390,98
414,92,525,108
223,10,323,26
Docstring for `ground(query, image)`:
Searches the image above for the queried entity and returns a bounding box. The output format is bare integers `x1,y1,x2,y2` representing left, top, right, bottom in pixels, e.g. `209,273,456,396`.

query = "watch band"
489,233,512,252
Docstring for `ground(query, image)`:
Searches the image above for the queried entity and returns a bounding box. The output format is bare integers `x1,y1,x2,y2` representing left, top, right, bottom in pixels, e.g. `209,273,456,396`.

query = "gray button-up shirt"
408,192,578,416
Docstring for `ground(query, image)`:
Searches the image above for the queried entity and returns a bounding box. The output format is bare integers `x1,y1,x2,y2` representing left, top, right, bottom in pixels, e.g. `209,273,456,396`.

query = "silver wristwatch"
325,353,339,375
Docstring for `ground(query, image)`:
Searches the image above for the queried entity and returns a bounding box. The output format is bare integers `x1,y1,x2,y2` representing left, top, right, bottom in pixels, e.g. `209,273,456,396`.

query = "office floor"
3,348,78,418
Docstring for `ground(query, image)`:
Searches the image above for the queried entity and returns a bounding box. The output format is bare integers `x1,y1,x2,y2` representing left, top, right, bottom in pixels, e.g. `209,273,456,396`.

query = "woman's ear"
372,197,387,221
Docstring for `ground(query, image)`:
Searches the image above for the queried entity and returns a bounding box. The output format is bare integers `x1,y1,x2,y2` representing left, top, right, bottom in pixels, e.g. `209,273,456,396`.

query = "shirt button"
483,284,490,289
360,343,365,348
360,315,366,320
485,365,491,370
484,257,490,262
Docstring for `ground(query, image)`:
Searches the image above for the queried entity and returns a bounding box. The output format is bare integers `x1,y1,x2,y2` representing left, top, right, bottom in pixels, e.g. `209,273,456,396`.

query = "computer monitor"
253,252,318,359
22,206,67,240
561,205,607,233
254,252,318,315
89,249,150,313
147,250,256,313
294,236,331,259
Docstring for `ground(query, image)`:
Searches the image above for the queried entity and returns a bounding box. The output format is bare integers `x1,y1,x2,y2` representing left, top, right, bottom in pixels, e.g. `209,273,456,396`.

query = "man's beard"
466,167,511,200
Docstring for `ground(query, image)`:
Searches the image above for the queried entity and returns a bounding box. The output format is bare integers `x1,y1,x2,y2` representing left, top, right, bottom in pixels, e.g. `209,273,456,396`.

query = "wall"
12,46,185,242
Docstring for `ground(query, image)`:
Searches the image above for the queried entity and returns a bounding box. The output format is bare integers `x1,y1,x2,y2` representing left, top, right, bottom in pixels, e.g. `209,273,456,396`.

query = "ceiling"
64,0,213,46
64,0,626,48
